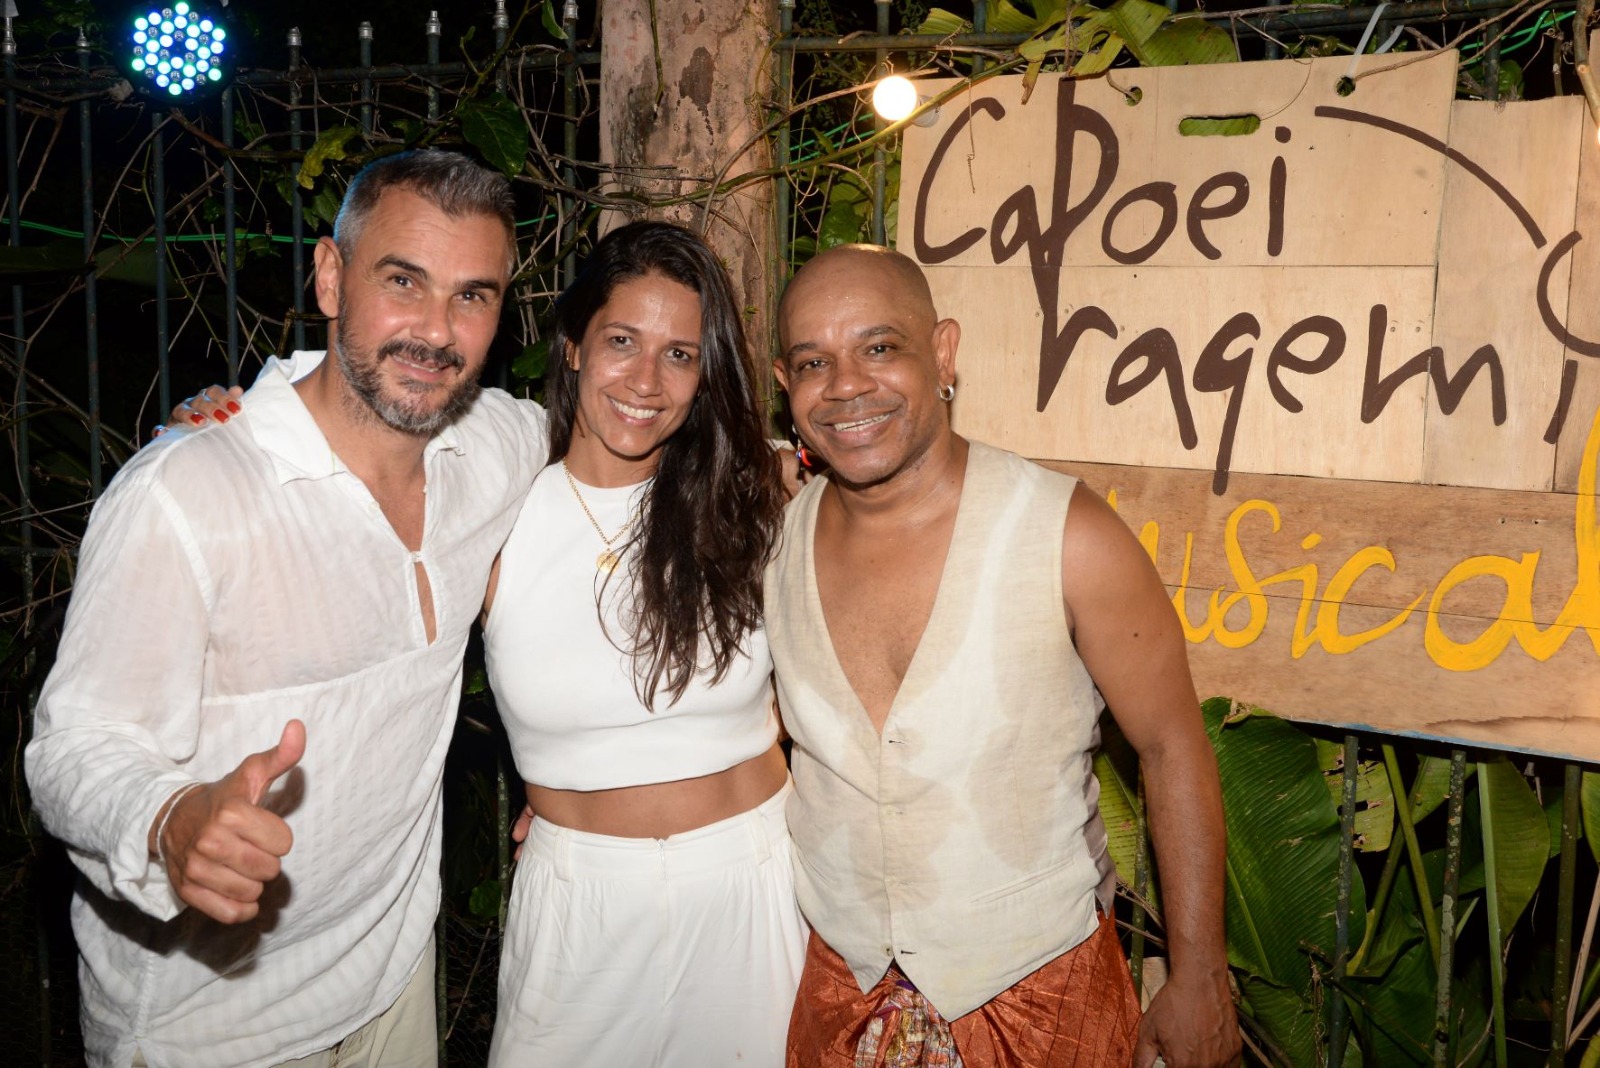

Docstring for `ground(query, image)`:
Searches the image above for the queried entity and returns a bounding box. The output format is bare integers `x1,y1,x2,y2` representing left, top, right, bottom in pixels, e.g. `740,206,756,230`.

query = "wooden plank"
1033,447,1600,761
1423,97,1583,491
936,263,1433,484
1556,99,1600,491
900,52,1458,272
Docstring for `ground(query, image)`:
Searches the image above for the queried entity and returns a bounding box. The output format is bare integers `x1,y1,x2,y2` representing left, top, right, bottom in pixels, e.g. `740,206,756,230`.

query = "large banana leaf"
1342,939,1489,1067
1458,758,1550,938
1344,939,1434,1065
1092,722,1158,908
0,243,83,283
1131,14,1239,67
1357,848,1439,980
1206,698,1367,1065
1581,770,1600,861
1409,753,1472,825
1316,737,1395,853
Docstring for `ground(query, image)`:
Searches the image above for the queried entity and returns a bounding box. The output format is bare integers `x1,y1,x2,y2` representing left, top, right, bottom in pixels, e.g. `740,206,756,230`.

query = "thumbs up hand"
152,720,306,924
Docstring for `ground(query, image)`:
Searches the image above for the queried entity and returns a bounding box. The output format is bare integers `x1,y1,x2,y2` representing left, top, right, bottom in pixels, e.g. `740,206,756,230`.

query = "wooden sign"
899,53,1600,760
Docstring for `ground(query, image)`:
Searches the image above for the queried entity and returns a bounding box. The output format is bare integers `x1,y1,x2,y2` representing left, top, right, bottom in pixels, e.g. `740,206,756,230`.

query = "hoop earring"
792,423,817,471
937,382,956,402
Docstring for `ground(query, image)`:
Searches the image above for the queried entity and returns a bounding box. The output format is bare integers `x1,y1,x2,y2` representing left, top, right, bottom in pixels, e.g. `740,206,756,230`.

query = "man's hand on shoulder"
1135,968,1241,1068
153,719,305,924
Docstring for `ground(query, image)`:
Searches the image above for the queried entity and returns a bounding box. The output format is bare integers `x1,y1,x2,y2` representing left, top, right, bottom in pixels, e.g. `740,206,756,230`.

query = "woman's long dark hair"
546,221,785,710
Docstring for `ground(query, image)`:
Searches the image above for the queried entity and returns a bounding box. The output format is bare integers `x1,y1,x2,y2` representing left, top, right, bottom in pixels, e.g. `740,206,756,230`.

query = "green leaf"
1342,940,1440,1065
468,877,501,920
512,340,549,382
297,125,361,190
1017,22,1067,64
234,115,266,145
463,666,488,696
818,174,872,250
916,8,971,34
1544,779,1569,860
1206,698,1367,1065
392,118,427,147
459,94,528,180
1101,0,1171,49
1179,116,1261,138
1583,770,1600,862
988,0,1049,34
1355,848,1431,979
0,243,83,282
1067,30,1126,77
1496,57,1524,101
1132,13,1239,67
540,0,568,41
1460,759,1550,938
1094,751,1140,882
1316,738,1394,853
1410,754,1471,825
306,184,342,232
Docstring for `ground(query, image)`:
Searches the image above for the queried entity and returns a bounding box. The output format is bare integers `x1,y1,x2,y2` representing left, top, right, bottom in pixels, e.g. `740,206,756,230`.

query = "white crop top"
483,462,778,791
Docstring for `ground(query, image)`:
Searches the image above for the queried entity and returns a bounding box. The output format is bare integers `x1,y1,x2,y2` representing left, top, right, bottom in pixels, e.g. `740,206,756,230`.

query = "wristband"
153,783,205,870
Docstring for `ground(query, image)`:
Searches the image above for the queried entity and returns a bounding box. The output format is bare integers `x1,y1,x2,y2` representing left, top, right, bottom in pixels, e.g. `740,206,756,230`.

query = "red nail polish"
226,401,241,413
190,413,205,425
215,411,229,423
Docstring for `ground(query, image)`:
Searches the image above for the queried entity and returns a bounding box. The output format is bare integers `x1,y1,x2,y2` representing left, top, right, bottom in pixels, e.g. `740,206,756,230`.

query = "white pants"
488,781,808,1068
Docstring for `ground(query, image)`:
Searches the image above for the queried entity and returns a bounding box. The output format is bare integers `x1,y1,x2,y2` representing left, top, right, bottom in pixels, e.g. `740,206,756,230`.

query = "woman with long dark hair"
478,221,804,1065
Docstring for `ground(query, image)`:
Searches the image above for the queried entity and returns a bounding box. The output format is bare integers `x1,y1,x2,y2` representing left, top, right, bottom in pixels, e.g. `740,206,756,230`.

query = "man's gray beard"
334,317,481,435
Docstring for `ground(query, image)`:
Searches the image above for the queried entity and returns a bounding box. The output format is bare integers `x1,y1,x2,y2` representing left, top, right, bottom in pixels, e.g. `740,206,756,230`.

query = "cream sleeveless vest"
766,440,1115,1019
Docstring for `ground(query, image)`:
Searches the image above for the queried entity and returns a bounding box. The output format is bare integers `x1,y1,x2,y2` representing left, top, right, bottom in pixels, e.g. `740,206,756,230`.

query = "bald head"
774,244,961,491
779,245,939,344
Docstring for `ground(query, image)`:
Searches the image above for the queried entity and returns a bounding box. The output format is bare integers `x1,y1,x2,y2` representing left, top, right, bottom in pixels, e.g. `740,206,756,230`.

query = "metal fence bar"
78,30,102,495
770,0,1575,54
222,89,238,385
360,22,374,136
1432,750,1469,1066
972,1,988,75
494,2,508,96
775,0,794,293
1553,763,1582,1065
21,54,600,98
872,0,889,246
427,11,441,119
1480,759,1509,1064
153,114,170,417
6,21,45,1065
561,1,579,290
1130,769,1151,996
1329,734,1359,1062
4,16,31,578
1485,32,1503,100
289,28,306,355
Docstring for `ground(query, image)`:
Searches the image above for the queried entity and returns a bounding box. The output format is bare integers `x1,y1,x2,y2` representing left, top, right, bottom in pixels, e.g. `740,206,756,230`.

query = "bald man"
766,245,1240,1068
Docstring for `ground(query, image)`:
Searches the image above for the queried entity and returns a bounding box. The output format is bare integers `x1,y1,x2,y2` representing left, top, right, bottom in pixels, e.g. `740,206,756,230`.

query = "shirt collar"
247,350,467,486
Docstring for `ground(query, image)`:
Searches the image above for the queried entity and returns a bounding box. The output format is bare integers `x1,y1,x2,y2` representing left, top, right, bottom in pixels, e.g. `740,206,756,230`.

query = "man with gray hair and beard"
27,150,546,1068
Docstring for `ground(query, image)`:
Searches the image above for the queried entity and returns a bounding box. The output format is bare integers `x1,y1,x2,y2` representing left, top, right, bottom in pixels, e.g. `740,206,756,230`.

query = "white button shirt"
26,352,547,1068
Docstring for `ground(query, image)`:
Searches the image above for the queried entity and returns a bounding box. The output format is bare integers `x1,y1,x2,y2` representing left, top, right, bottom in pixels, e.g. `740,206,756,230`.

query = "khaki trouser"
132,946,437,1068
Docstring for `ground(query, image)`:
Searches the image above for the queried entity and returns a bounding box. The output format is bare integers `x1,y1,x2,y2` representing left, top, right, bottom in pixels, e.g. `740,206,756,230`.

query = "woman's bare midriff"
525,741,787,839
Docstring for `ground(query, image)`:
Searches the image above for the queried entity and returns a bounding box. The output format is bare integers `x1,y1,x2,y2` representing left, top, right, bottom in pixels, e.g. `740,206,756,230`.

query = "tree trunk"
600,0,778,398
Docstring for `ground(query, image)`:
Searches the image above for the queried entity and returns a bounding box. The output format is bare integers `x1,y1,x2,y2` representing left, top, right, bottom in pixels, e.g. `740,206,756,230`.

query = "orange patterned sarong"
785,913,1140,1068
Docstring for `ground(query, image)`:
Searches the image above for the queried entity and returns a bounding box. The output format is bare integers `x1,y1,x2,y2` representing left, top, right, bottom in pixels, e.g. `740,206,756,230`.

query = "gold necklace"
563,463,639,573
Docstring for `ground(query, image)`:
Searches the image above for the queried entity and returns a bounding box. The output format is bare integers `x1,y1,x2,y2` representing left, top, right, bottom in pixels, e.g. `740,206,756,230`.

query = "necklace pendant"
597,549,621,574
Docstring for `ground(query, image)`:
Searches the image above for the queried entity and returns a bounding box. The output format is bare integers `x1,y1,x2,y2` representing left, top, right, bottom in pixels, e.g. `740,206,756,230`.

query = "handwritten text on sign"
899,53,1600,758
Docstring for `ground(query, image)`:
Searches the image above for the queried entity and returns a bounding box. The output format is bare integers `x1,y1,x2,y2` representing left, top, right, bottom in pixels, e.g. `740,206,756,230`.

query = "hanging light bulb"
871,74,939,127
